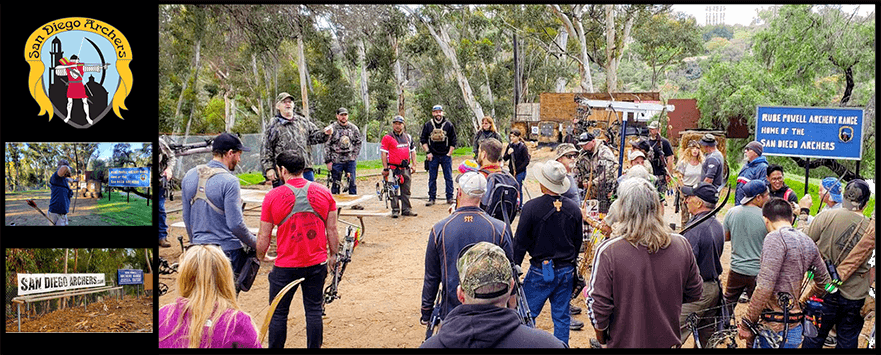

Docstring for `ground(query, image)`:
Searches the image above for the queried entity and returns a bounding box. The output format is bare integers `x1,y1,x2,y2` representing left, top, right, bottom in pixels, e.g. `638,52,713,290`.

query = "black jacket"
502,141,530,176
420,117,458,156
421,304,566,348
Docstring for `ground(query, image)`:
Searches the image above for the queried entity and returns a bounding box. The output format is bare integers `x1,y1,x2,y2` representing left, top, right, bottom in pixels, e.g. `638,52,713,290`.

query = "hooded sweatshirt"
420,304,566,348
734,156,768,206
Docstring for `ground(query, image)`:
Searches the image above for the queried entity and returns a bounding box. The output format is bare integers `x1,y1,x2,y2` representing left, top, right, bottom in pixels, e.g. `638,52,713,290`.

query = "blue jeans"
522,263,574,345
268,263,327,348
158,186,167,240
802,292,866,348
331,161,357,194
427,154,453,201
754,323,803,348
223,247,248,280
515,171,526,206
273,169,316,188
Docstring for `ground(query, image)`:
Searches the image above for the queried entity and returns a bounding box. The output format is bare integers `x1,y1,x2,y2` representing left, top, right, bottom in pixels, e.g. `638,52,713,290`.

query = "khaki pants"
679,280,721,347
47,212,69,226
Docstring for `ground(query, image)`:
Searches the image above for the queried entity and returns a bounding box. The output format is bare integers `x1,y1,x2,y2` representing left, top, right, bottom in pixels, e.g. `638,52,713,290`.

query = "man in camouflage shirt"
324,107,362,194
573,132,618,213
261,92,331,187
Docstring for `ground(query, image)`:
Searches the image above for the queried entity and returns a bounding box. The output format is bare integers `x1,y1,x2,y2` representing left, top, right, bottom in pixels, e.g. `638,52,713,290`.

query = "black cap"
681,182,719,204
842,179,871,211
578,132,595,145
699,134,717,146
212,133,251,152
337,107,349,115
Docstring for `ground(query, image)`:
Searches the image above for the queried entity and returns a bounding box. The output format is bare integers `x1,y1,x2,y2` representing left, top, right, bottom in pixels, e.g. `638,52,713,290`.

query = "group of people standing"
156,94,873,350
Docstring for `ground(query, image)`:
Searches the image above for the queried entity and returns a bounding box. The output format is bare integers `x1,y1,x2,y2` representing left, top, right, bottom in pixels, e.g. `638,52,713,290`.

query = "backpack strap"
189,165,231,215
279,181,326,226
783,188,793,202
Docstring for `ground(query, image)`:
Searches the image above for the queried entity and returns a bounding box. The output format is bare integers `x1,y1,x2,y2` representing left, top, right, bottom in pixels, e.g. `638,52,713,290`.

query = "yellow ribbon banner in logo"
25,17,133,121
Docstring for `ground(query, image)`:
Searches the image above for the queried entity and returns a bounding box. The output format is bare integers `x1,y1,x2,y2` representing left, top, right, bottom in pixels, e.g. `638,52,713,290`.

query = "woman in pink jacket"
159,245,261,348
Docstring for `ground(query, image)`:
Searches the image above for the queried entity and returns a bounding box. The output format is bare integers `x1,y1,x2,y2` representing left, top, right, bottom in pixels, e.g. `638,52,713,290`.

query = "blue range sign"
108,167,151,187
755,106,864,160
117,269,144,285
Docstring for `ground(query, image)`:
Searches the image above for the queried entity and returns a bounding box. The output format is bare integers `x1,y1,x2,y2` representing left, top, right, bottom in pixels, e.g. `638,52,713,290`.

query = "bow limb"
84,37,107,86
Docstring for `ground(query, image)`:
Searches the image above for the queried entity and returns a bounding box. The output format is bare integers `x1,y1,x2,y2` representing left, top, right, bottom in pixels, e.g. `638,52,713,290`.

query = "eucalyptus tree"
631,11,703,90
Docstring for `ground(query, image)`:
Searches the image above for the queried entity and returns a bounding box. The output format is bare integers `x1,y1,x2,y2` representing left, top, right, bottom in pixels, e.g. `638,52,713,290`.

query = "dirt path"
5,294,153,333
4,190,113,226
158,147,873,348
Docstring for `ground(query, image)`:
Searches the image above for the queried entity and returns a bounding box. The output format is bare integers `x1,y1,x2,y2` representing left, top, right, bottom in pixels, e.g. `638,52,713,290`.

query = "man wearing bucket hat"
734,141,769,206
803,179,873,349
554,143,580,203
421,171,514,329
721,179,771,322
513,160,583,345
181,133,258,289
421,242,566,348
818,177,844,210
261,92,332,187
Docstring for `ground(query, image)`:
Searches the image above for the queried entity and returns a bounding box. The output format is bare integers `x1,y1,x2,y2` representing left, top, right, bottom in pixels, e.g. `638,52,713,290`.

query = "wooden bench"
11,285,123,332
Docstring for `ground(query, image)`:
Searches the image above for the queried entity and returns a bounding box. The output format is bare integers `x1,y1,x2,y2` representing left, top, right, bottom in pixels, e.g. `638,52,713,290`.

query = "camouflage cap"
457,242,512,299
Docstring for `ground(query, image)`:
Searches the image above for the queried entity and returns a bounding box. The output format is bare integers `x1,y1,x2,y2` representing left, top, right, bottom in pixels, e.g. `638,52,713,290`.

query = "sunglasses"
563,153,578,159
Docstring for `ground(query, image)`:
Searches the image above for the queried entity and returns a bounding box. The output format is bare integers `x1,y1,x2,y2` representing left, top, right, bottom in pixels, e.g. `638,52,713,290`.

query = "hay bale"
678,131,727,160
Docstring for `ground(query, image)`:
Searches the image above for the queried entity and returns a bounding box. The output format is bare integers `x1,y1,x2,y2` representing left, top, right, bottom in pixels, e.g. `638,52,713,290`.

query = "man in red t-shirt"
257,151,339,349
380,115,418,217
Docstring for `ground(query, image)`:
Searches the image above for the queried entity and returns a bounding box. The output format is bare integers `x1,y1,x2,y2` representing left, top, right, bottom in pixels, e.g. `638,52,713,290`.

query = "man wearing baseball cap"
380,115,418,217
421,171,514,329
261,92,332,187
513,160,583,345
324,107,362,195
421,242,565,348
698,134,726,191
734,141,769,206
421,104,458,206
677,182,725,347
573,132,618,213
803,179,873,348
721,179,771,325
181,132,258,292
647,120,675,202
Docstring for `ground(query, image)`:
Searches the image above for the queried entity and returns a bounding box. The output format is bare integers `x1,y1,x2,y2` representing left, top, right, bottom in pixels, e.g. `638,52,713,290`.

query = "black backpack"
479,169,521,225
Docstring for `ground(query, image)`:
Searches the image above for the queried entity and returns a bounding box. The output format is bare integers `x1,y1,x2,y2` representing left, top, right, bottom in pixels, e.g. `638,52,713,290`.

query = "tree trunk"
549,5,593,92
391,35,406,117
481,59,495,118
839,65,854,106
174,39,201,132
553,29,570,92
358,39,370,120
604,5,618,92
298,36,310,119
414,12,485,132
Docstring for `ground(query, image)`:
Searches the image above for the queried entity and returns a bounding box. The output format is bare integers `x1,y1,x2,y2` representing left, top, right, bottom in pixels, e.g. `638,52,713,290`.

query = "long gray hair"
610,178,672,253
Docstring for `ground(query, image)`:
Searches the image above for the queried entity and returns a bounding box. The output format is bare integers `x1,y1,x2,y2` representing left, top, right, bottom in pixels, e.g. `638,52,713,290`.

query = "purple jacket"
159,298,261,348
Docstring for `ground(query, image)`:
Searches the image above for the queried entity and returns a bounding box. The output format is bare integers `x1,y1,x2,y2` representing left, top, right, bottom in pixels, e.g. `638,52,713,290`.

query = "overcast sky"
672,4,875,26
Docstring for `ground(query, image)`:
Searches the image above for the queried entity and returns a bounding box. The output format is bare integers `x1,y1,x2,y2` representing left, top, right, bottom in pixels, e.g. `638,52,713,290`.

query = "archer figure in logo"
56,55,108,125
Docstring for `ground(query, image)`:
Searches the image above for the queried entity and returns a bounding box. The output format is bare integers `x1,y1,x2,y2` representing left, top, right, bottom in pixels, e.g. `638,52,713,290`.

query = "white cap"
457,171,487,197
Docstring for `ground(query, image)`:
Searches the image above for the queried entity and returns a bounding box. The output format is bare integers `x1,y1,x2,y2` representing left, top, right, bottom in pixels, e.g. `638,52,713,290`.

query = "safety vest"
189,165,236,215
279,182,326,226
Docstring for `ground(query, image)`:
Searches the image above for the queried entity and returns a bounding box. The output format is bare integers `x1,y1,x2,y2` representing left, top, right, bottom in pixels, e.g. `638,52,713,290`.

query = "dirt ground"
5,294,153,333
158,146,874,348
4,190,113,226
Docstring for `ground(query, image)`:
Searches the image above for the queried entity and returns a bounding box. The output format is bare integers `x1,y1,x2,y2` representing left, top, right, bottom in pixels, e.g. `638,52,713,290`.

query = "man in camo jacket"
573,132,618,213
261,92,331,187
324,107,362,194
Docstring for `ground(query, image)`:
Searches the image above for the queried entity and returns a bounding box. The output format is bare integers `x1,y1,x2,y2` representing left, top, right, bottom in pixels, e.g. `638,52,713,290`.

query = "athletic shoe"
425,200,435,206
570,318,584,330
401,211,418,217
570,305,582,315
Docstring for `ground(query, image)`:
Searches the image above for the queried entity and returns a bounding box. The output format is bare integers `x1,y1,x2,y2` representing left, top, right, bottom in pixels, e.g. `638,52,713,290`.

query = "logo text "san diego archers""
27,19,130,60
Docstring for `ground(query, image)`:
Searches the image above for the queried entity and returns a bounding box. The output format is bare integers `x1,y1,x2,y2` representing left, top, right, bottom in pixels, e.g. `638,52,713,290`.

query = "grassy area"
238,146,478,185
93,191,153,226
725,167,874,218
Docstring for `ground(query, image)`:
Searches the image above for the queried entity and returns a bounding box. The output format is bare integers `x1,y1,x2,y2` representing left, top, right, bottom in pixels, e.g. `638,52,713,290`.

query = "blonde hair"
612,178,672,253
677,140,704,165
160,245,249,348
481,116,497,133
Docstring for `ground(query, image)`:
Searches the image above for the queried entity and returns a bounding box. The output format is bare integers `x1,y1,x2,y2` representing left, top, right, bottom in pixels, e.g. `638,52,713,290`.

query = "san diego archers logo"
25,17,133,128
